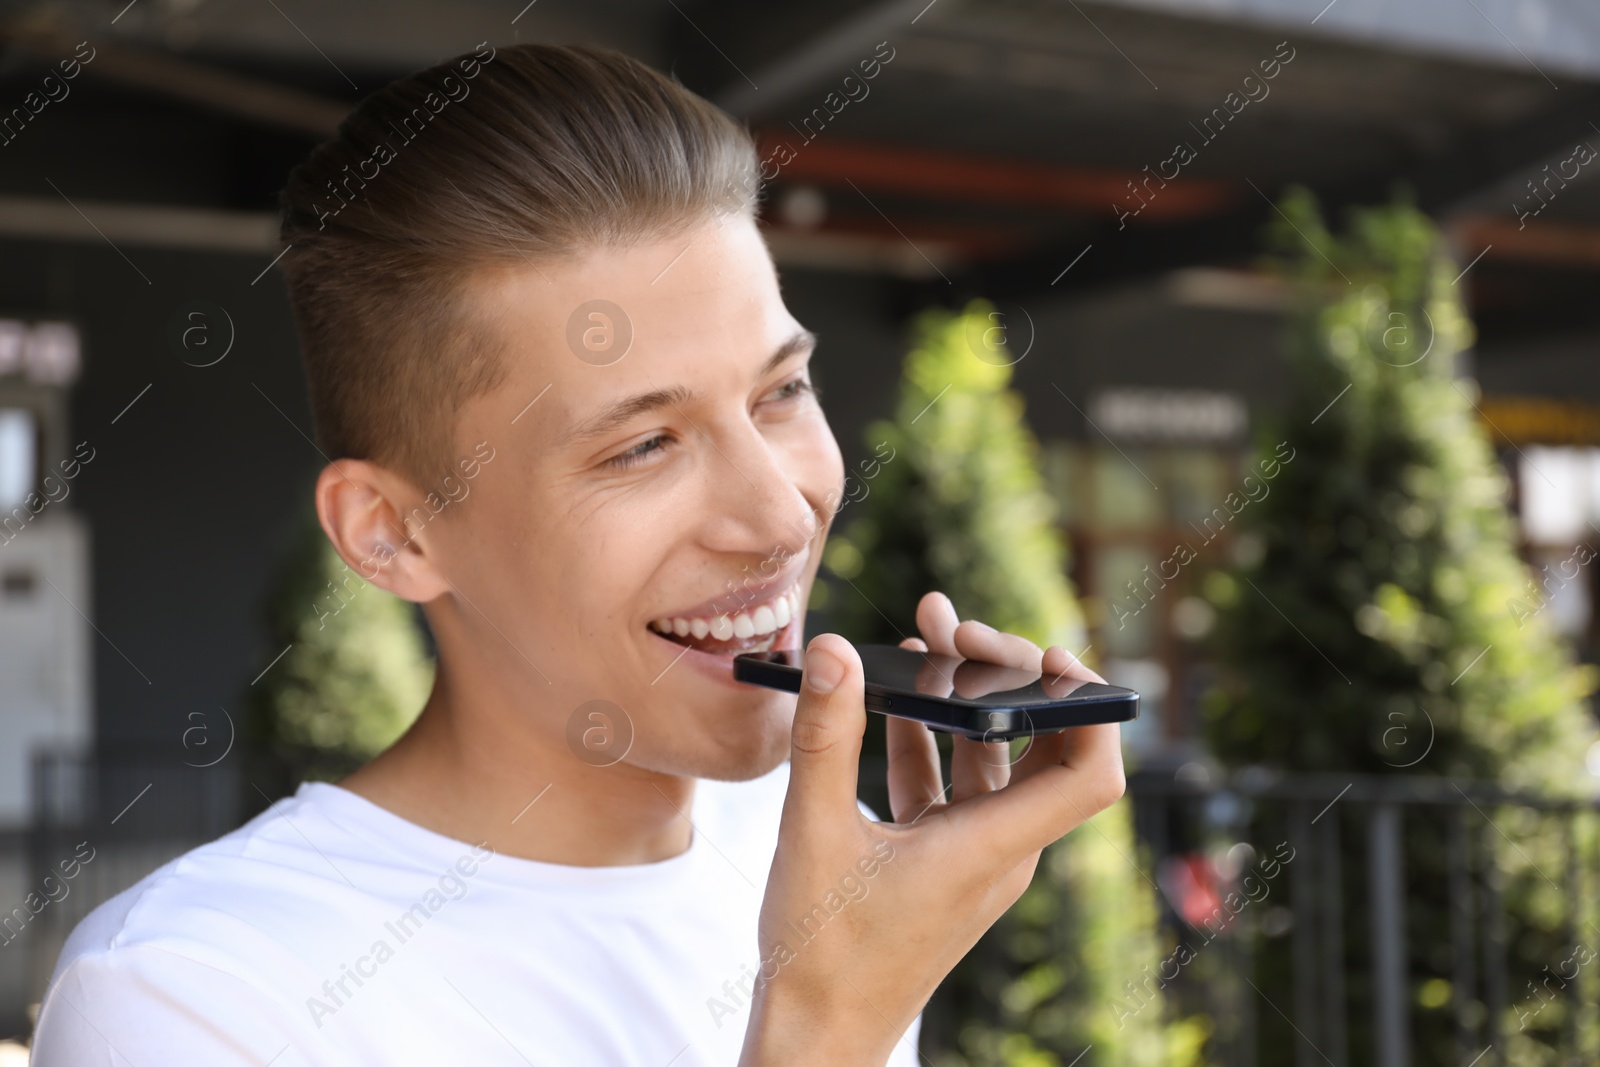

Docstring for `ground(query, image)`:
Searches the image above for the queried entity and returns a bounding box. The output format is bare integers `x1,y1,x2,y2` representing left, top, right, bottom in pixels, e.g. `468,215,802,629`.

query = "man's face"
428,214,844,781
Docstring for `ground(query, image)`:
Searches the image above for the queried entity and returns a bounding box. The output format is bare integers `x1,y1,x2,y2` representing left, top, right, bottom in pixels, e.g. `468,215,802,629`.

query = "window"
0,408,35,511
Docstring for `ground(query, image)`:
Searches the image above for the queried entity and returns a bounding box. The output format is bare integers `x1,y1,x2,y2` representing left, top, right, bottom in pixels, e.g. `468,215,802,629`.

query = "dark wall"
0,235,315,747
1475,331,1600,399
789,270,1301,467
1012,285,1293,436
778,266,907,470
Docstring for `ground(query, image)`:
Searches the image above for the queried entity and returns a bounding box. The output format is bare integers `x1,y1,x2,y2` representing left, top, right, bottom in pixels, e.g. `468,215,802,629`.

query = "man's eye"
606,435,669,470
768,378,816,403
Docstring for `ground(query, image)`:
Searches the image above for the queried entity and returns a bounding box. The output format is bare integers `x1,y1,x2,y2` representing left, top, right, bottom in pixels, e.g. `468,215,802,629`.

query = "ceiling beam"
958,84,1600,303
0,195,277,253
2,24,348,138
709,0,935,118
1452,216,1600,270
759,132,1238,220
1086,0,1600,84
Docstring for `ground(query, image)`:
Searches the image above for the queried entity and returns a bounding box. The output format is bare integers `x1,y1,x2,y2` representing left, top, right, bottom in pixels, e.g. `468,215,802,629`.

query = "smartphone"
734,643,1138,741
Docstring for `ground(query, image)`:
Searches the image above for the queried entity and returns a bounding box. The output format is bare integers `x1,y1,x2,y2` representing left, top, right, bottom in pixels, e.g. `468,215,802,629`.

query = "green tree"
1203,188,1600,1064
246,513,434,788
824,301,1205,1066
822,301,1083,649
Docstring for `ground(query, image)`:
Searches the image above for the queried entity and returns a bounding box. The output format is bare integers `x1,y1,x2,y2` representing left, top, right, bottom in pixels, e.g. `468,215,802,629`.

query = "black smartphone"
734,643,1138,741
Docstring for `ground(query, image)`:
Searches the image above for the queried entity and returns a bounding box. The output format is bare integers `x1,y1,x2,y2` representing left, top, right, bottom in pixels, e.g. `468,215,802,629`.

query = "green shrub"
827,300,1202,1066
246,514,433,787
1203,188,1600,1064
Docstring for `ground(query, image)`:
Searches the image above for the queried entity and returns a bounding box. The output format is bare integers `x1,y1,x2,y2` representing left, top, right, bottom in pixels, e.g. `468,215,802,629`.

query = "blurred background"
3,0,1600,1063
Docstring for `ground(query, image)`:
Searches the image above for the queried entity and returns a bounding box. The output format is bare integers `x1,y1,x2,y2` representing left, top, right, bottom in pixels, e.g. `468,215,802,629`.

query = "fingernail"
804,646,844,694
970,620,996,633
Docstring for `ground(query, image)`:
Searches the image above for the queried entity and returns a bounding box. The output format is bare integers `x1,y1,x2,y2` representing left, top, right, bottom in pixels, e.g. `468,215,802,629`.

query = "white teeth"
652,586,802,645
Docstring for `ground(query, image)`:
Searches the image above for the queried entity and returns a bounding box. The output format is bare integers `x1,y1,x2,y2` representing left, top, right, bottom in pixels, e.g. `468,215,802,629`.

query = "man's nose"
700,424,826,560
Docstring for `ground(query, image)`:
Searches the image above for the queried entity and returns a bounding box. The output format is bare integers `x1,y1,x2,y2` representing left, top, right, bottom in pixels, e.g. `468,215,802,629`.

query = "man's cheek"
792,420,846,527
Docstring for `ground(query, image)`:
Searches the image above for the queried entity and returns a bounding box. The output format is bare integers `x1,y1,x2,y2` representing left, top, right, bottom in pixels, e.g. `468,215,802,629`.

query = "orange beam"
756,130,1239,221
1478,395,1600,446
1452,216,1600,270
762,214,1034,259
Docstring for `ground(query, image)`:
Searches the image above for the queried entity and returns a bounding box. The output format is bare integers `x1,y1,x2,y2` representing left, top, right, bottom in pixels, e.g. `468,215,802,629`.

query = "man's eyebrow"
759,328,818,377
562,329,818,446
563,384,696,445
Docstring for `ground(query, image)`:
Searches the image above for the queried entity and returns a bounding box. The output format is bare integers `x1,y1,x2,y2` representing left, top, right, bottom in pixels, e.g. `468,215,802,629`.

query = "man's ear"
314,459,451,604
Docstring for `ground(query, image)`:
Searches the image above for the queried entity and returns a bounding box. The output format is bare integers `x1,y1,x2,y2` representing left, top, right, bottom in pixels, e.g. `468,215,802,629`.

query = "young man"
32,44,1123,1066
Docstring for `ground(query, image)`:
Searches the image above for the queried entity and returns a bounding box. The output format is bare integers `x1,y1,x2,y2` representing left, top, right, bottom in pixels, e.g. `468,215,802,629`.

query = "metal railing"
1127,767,1600,1067
15,746,246,1022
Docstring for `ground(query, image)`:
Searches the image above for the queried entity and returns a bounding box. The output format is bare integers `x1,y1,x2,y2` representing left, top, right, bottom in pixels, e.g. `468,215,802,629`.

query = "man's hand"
740,592,1126,1067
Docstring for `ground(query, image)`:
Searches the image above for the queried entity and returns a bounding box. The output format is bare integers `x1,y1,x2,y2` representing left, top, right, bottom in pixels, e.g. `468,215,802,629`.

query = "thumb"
785,633,866,819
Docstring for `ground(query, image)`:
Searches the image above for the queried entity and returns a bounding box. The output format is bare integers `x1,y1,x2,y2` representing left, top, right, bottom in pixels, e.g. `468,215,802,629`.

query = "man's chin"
689,741,792,783
628,715,794,783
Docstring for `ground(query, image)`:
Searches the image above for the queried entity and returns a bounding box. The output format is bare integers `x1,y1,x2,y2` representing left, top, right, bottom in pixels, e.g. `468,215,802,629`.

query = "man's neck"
337,666,696,867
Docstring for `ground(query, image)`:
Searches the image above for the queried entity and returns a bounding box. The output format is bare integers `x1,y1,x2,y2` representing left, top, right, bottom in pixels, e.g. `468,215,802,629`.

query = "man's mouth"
648,586,803,656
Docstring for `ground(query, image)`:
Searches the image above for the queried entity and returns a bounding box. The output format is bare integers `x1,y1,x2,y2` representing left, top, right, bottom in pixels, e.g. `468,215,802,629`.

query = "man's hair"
279,43,760,484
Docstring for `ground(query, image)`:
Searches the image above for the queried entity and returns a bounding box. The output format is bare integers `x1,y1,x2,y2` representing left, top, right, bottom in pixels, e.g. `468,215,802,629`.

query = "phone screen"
741,645,1098,708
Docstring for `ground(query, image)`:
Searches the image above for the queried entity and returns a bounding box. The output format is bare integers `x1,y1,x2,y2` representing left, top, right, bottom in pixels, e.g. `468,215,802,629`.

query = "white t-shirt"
32,761,923,1066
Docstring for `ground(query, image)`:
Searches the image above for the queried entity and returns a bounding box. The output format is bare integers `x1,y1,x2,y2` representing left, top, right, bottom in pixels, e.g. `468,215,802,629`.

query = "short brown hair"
279,43,760,484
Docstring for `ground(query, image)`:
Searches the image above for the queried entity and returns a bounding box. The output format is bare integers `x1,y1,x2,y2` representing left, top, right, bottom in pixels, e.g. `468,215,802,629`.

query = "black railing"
1127,766,1600,1067
17,746,246,1018
30,744,242,839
